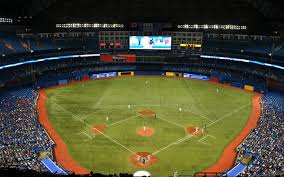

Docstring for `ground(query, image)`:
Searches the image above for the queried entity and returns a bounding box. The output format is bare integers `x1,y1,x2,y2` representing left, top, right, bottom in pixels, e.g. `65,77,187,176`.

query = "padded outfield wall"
34,67,265,94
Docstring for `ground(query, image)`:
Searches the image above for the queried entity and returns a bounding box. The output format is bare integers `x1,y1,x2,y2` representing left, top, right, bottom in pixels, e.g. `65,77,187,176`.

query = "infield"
42,76,256,176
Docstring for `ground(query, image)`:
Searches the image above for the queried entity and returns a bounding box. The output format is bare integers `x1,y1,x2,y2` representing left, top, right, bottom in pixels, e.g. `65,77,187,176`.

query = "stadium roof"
1,0,283,33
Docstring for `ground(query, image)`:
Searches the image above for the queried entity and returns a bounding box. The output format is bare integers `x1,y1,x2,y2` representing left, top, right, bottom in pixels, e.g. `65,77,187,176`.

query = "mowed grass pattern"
45,77,254,176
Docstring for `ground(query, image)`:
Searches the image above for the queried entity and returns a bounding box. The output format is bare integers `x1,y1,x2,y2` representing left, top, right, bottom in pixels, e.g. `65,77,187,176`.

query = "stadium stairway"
225,163,247,177
41,158,68,175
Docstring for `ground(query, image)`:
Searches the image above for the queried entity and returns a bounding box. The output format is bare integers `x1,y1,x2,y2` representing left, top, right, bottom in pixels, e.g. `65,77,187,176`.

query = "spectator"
237,93,284,176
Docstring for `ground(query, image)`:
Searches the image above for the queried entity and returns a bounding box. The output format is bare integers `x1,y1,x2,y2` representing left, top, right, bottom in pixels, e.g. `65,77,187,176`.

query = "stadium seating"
0,33,99,56
0,88,54,172
0,32,283,176
203,39,284,57
0,33,30,54
237,92,284,176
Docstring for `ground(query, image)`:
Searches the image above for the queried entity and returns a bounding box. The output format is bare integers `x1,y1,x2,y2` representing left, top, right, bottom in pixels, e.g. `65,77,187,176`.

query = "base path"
205,94,262,173
92,124,107,134
37,90,90,175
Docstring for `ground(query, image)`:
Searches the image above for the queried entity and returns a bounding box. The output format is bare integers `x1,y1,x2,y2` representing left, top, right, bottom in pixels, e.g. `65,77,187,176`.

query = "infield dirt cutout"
129,152,157,167
187,127,204,136
138,109,156,117
91,124,107,134
137,127,155,137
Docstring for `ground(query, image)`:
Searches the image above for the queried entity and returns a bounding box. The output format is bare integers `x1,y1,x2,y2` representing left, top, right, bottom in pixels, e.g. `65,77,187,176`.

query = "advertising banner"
129,36,171,50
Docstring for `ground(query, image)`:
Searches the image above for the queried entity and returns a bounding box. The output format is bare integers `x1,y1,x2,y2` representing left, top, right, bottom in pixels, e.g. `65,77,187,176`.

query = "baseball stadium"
0,1,283,177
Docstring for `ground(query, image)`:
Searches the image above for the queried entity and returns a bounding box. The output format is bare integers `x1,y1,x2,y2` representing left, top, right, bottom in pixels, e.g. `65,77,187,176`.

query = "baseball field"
38,76,259,176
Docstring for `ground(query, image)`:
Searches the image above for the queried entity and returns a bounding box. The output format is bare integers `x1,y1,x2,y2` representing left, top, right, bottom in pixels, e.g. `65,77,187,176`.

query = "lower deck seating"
237,92,284,176
0,88,54,171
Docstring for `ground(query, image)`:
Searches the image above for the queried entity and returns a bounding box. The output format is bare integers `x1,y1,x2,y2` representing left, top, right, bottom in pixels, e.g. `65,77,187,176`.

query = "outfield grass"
45,76,254,176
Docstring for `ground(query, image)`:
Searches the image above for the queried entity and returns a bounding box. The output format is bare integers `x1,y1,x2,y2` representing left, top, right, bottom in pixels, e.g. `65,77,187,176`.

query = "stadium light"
56,23,124,29
177,24,247,30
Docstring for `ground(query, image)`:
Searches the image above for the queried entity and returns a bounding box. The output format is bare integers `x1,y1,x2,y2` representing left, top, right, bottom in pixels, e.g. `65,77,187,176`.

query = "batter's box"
198,135,216,145
75,131,95,142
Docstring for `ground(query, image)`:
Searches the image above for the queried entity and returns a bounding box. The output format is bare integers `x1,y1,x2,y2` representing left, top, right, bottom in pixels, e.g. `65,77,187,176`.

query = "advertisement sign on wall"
129,36,171,50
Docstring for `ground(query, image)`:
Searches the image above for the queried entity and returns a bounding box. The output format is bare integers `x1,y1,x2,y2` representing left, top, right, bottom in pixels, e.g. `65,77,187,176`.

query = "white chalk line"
182,109,214,123
82,132,92,139
107,115,140,127
156,115,186,129
152,100,254,155
44,95,138,155
75,131,93,141
79,104,213,126
198,134,217,145
80,106,115,120
44,93,256,157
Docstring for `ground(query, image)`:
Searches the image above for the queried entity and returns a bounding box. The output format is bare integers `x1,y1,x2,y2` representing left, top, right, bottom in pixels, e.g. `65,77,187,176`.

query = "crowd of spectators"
2,54,284,88
0,45,284,176
0,87,136,176
0,168,133,177
237,92,284,176
0,88,53,171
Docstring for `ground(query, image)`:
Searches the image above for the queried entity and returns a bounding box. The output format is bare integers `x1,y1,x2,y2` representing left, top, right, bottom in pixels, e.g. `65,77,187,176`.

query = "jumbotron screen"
129,36,172,50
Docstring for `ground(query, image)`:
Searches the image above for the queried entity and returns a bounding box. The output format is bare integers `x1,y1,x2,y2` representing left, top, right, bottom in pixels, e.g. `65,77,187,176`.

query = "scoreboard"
99,31,130,49
99,31,203,51
129,36,172,50
171,32,203,50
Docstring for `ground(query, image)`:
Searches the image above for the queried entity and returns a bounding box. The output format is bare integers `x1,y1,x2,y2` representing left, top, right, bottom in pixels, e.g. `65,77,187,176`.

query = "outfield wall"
35,69,264,93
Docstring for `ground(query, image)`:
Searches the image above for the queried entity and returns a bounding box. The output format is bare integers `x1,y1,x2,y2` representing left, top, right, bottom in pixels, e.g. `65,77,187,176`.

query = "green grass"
45,76,254,176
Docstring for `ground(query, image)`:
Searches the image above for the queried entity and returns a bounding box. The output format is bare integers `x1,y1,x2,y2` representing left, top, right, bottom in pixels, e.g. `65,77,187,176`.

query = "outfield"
43,76,255,176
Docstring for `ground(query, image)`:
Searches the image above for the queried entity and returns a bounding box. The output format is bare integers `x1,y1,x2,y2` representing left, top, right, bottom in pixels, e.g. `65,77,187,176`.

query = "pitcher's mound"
187,127,204,136
139,109,156,117
129,152,157,167
91,124,106,134
137,127,155,137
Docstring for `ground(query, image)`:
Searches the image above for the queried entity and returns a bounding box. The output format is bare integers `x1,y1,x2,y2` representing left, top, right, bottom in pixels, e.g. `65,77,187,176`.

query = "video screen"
90,72,117,79
129,36,172,50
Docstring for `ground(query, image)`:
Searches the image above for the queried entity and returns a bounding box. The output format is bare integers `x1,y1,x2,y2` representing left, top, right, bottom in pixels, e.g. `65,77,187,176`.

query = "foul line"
156,115,186,129
44,93,255,157
44,95,138,155
152,100,254,155
80,106,114,120
107,115,140,127
182,109,214,122
198,135,216,145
